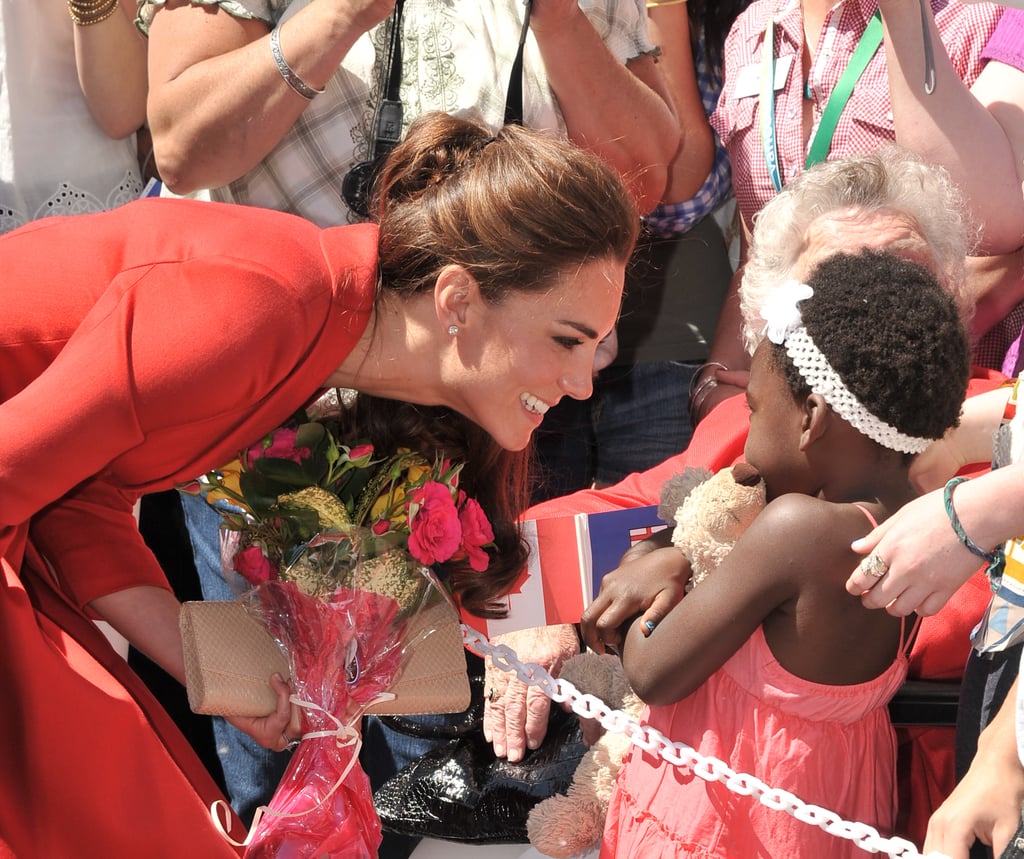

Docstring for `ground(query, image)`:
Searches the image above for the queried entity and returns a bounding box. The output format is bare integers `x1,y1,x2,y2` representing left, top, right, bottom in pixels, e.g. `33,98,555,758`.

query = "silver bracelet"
269,27,325,101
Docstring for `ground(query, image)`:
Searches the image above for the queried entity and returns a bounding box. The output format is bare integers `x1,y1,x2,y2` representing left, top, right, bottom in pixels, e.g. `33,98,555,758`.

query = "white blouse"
0,1,143,233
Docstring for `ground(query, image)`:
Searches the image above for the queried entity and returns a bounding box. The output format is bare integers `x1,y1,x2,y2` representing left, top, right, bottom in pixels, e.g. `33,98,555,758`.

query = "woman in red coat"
0,112,638,857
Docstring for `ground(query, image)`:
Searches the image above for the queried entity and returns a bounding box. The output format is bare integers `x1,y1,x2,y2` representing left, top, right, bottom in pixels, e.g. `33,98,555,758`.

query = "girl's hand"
580,546,690,654
226,673,303,752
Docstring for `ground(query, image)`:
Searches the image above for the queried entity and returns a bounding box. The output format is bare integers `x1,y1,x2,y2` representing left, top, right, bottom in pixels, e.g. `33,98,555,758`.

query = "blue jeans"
179,491,293,826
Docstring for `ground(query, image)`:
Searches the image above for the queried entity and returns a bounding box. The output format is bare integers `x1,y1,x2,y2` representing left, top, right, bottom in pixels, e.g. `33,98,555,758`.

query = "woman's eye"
554,336,584,349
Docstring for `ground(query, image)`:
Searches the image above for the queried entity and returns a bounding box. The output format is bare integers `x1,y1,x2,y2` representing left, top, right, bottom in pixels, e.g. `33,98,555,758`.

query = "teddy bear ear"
658,466,713,523
730,463,763,487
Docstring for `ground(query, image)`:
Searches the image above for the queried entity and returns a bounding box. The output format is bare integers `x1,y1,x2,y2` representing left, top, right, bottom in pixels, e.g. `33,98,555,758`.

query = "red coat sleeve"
1,257,331,607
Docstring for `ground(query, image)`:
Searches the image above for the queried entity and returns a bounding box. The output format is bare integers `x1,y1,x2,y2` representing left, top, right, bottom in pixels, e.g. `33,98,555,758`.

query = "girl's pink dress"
601,623,907,858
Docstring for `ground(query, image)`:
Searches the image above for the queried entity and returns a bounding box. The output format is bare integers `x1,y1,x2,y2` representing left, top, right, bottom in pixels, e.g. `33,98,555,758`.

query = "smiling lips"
520,392,550,416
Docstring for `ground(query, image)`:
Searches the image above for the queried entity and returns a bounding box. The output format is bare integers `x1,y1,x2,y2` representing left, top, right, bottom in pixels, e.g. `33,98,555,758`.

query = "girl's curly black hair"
770,249,969,447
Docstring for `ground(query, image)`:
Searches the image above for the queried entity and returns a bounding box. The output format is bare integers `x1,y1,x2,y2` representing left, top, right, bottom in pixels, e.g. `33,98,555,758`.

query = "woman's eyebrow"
556,320,599,339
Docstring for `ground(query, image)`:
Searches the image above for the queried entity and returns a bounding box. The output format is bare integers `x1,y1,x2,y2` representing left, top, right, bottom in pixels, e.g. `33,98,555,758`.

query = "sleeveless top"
601,505,910,858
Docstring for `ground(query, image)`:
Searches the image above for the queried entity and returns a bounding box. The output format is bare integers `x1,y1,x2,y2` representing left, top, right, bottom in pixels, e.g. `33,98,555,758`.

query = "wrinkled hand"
845,490,981,616
226,672,303,752
483,624,580,762
580,545,689,654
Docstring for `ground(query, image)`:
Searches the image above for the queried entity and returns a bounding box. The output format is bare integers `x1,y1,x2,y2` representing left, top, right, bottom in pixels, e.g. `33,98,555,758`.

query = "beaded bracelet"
270,27,325,101
943,477,1006,576
68,0,119,26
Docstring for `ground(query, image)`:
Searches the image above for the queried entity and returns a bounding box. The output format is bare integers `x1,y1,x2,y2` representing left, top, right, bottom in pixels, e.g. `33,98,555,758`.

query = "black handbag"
372,670,586,843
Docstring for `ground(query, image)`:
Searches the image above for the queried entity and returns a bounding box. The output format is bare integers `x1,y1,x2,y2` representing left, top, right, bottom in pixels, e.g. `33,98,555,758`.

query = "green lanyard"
759,9,884,192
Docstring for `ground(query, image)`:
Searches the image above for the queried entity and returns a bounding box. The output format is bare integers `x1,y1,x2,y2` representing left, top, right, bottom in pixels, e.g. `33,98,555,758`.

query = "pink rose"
232,544,277,586
457,494,493,572
348,443,374,462
246,427,310,466
407,482,461,566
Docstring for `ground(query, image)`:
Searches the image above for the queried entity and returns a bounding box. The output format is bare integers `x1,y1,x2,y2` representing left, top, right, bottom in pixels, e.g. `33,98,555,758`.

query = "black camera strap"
369,0,406,163
503,0,532,126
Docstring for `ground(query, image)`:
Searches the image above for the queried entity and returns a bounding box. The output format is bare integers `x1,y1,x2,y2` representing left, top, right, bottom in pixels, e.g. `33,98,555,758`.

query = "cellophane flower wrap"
187,411,494,859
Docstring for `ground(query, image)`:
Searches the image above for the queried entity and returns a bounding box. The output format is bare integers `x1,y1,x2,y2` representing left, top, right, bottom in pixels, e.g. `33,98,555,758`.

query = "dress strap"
852,504,916,656
852,503,879,529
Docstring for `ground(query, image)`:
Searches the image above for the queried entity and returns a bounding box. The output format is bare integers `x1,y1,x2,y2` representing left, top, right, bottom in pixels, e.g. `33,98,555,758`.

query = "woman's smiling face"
448,256,625,451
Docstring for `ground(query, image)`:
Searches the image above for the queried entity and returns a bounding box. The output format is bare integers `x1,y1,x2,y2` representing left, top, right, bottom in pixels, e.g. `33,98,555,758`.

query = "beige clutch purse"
179,598,470,717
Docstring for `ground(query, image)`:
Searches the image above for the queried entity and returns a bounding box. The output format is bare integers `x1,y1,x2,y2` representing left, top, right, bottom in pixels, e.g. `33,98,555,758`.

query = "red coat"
0,198,377,857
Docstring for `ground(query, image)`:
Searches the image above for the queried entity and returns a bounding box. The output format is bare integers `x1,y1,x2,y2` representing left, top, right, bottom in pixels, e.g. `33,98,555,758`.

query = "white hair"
740,146,976,353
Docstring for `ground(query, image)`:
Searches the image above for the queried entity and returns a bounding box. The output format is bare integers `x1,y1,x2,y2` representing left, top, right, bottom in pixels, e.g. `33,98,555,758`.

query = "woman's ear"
434,264,482,334
799,393,830,450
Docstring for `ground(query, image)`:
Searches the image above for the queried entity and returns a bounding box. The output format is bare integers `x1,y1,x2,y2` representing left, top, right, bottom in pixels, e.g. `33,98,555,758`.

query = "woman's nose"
560,370,592,401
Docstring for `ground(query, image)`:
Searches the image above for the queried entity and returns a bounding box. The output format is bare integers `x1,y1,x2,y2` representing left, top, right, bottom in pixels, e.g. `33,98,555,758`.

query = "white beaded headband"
761,280,932,455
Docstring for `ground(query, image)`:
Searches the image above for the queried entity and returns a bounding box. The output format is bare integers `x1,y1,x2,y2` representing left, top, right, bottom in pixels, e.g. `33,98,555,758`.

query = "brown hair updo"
373,111,640,302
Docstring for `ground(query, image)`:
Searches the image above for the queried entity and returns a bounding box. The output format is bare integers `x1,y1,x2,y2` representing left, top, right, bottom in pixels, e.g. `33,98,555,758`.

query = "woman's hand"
845,489,981,616
483,624,580,761
580,545,690,654
924,680,1024,859
227,672,304,752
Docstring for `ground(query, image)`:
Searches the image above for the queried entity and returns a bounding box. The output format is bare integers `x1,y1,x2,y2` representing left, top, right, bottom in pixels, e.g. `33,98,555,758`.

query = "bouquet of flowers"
188,412,494,858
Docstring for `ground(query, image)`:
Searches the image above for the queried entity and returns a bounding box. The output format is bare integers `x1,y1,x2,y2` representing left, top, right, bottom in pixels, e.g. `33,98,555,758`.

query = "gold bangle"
647,0,687,7
68,0,119,25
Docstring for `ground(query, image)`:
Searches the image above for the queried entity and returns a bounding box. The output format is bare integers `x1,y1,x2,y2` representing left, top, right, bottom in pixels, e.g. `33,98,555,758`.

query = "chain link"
462,624,952,859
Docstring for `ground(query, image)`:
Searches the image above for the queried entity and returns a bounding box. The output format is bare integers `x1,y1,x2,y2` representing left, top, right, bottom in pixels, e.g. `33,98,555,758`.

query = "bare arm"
73,1,149,139
879,0,1024,254
91,585,299,747
646,4,715,203
691,237,751,423
146,0,395,193
925,677,1024,859
530,0,679,212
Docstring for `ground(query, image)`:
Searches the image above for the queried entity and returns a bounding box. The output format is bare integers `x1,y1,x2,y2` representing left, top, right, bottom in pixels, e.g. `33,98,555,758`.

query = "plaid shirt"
643,28,733,237
710,0,1002,231
137,0,655,227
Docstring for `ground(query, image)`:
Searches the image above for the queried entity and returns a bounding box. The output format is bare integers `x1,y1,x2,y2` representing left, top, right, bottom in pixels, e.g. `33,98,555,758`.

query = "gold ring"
862,552,889,579
487,687,500,703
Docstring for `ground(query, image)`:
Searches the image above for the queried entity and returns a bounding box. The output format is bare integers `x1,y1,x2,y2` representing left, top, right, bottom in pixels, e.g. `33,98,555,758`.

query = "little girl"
594,249,971,858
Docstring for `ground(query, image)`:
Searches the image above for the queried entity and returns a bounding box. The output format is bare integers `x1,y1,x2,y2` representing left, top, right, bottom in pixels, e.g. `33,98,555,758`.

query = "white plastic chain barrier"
461,624,953,859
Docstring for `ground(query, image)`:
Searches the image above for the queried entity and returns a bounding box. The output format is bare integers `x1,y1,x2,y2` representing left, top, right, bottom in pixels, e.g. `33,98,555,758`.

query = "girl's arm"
619,495,809,705
145,0,395,193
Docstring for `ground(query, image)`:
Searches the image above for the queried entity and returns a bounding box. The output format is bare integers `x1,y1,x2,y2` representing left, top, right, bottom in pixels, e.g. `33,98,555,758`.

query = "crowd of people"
4,0,1024,857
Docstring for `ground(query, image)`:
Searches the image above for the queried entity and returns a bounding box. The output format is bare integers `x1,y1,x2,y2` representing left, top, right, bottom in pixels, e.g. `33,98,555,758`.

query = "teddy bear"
526,464,766,858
